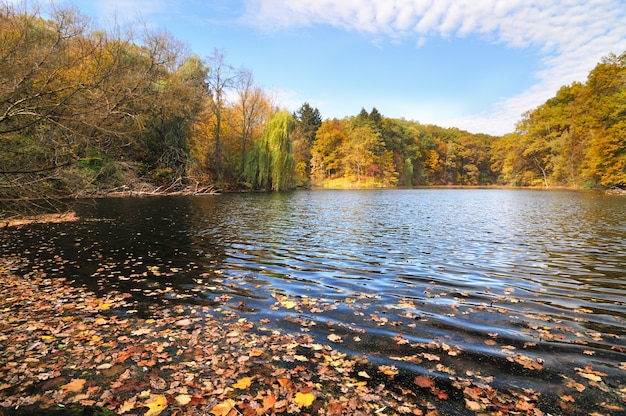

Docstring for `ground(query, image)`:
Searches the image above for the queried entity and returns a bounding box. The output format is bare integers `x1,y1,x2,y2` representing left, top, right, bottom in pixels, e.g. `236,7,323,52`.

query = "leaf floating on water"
327,333,342,343
414,375,434,388
279,300,298,309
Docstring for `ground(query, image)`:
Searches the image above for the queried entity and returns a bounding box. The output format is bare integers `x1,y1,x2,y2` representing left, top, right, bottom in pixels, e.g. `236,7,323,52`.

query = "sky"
51,0,626,135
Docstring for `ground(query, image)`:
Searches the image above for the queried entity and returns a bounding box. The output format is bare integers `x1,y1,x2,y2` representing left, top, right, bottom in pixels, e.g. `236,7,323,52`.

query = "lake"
3,189,626,413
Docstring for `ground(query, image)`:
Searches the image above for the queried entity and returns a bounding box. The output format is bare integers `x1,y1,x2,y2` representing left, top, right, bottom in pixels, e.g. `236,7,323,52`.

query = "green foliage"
245,111,296,191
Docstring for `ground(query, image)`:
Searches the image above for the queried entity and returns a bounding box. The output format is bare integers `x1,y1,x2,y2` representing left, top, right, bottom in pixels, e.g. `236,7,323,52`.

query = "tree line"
1,3,624,210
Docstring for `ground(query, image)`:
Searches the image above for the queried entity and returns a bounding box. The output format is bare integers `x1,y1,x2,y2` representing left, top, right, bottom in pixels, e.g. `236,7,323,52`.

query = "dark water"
3,189,626,410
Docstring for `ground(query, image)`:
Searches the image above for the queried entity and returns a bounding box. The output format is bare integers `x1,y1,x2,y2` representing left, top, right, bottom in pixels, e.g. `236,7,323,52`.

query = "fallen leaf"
414,376,434,389
175,394,192,405
327,333,342,343
358,371,370,379
379,365,398,377
211,399,236,416
144,394,167,416
117,400,136,414
294,391,315,408
280,300,298,309
61,378,86,393
579,372,602,382
262,393,277,412
232,376,253,389
249,348,264,357
465,399,483,411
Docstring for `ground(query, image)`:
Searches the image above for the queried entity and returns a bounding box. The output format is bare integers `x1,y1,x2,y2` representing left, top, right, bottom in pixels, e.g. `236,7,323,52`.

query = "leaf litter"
1,255,626,415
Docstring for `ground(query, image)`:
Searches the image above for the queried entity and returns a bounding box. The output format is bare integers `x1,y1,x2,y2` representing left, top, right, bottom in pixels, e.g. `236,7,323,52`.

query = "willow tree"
245,111,295,191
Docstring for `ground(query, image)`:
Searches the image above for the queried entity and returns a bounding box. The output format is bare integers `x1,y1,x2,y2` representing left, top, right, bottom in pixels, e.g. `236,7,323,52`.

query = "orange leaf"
414,376,434,389
210,399,236,416
277,378,293,389
294,391,315,408
117,398,136,414
262,393,277,412
61,378,86,393
249,349,264,357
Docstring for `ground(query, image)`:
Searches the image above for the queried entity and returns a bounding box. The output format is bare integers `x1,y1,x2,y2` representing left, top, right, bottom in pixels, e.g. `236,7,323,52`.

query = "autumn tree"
343,117,384,184
581,52,626,187
310,119,347,183
0,4,171,198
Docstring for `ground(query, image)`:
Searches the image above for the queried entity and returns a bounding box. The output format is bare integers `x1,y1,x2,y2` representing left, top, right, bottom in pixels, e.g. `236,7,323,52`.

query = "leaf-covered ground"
1,256,625,416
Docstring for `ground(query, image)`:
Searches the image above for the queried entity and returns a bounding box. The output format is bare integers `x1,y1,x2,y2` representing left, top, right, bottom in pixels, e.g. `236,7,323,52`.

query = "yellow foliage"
294,391,315,408
144,394,167,416
232,376,253,389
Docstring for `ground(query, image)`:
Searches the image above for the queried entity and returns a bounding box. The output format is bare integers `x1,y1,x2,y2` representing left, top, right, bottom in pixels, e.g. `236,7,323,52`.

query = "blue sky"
60,0,626,135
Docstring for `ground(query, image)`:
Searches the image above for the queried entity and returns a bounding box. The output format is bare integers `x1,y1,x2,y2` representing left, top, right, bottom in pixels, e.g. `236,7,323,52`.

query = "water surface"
3,189,626,412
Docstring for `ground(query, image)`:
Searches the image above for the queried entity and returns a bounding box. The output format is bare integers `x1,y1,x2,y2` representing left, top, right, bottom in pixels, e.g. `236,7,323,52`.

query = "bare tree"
206,49,237,181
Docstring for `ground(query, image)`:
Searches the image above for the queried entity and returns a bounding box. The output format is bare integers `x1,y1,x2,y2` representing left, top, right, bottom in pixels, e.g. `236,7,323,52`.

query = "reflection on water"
3,189,626,409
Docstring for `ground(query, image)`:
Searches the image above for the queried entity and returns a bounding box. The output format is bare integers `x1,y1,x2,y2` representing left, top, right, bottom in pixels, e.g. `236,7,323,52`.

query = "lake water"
3,189,626,413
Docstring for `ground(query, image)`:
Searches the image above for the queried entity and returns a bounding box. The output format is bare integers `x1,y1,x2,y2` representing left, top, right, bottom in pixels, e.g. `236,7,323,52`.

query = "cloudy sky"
65,0,626,135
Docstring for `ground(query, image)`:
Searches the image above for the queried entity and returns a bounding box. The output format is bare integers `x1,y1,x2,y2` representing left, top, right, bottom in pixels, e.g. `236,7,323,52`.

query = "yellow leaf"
144,394,167,416
232,376,253,389
294,391,315,408
280,300,298,309
211,399,236,416
579,372,602,382
96,302,113,310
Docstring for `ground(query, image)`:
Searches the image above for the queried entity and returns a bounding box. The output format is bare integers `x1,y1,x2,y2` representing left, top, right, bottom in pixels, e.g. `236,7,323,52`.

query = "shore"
0,256,444,415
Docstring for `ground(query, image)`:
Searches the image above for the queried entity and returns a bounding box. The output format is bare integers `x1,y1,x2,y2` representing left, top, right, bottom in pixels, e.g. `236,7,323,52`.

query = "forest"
1,3,625,208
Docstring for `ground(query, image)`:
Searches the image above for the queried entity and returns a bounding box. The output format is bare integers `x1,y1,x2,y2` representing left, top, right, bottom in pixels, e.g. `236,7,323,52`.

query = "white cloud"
241,0,626,134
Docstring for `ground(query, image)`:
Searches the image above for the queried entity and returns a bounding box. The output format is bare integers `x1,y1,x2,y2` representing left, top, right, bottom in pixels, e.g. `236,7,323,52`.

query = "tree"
233,70,268,179
206,49,238,182
582,52,626,187
343,121,382,184
245,111,296,191
310,119,347,183
292,102,322,185
142,53,209,187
